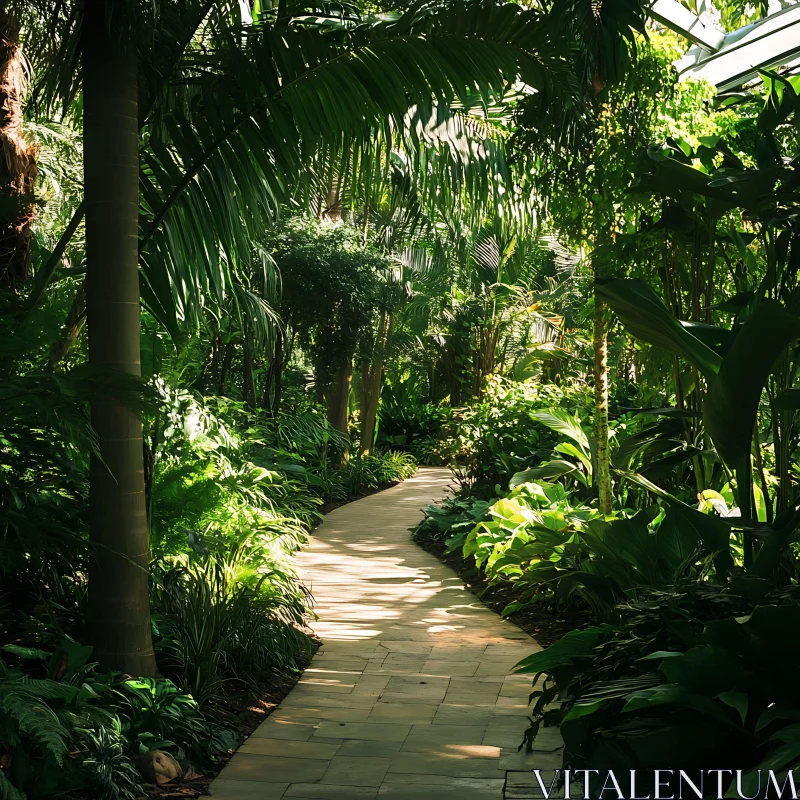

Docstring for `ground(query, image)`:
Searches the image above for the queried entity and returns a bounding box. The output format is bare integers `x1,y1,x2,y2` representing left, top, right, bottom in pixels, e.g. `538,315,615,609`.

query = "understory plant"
517,581,800,790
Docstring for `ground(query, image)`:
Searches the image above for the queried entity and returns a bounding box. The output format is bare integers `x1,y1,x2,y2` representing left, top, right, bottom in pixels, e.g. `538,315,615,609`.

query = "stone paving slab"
209,468,563,799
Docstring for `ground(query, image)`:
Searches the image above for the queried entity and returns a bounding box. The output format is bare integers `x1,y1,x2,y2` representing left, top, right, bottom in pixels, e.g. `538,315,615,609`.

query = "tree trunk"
218,340,234,395
359,358,384,456
593,291,612,515
243,337,255,409
360,310,392,456
272,331,286,413
206,332,221,393
0,13,37,285
264,330,282,412
84,4,156,677
326,359,352,435
327,358,352,465
49,282,87,369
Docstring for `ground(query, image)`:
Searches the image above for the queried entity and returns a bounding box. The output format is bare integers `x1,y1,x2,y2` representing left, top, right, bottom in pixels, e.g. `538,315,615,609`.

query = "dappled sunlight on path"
210,467,563,800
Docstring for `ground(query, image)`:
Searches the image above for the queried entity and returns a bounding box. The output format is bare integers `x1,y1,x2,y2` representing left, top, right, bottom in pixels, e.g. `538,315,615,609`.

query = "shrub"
517,581,800,793
151,554,312,707
0,643,236,800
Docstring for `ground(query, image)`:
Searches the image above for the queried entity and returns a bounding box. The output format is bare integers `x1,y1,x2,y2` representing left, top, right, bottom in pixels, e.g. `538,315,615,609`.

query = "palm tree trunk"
0,12,37,285
593,290,612,515
84,3,156,677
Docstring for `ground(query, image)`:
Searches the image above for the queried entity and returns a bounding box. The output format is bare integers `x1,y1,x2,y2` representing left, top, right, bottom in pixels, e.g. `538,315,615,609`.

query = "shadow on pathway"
210,467,563,800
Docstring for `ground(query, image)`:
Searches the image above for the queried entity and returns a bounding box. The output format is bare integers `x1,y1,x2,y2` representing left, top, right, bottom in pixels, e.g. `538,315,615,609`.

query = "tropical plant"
517,581,800,788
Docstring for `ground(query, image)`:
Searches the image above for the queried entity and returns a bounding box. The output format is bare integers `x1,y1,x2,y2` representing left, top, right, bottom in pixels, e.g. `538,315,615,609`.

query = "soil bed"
150,640,319,798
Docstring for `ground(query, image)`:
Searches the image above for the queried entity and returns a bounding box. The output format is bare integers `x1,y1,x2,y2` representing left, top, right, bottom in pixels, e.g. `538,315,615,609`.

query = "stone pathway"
209,467,562,800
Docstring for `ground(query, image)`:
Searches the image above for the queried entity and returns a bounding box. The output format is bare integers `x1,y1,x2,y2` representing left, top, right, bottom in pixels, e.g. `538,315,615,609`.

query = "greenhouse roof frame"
650,0,800,90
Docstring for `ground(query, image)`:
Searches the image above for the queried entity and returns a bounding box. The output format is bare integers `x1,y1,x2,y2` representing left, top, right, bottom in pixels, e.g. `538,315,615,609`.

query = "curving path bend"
209,467,563,800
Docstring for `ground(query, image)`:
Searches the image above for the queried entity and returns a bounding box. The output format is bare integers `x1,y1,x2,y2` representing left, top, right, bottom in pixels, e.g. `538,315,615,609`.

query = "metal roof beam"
675,3,800,90
649,0,725,51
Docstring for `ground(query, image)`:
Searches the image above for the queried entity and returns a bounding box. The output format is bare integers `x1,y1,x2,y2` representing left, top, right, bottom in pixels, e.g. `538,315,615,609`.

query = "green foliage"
267,218,388,384
600,279,800,471
449,378,594,494
0,644,233,800
151,556,312,707
517,582,800,788
463,480,602,613
343,451,418,495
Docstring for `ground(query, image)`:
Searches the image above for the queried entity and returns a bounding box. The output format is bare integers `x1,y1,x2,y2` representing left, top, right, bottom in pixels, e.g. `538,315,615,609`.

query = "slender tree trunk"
360,311,392,456
84,4,156,676
0,13,37,285
262,331,278,410
593,290,612,515
359,359,384,456
243,337,255,409
272,330,289,413
327,359,352,463
49,282,87,369
207,332,222,393
327,360,351,433
218,340,234,395
143,414,160,529
360,356,371,415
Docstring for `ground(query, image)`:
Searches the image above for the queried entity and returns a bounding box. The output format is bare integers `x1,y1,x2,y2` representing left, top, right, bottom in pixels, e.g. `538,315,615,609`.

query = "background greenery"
3,0,800,796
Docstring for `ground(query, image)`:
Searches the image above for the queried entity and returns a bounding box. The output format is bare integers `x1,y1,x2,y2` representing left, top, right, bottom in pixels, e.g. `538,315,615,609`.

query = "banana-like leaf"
749,507,800,580
680,321,734,357
603,280,800,471
773,388,800,411
554,441,592,474
657,500,734,575
612,418,685,470
704,300,800,466
638,447,703,480
509,461,577,488
530,408,590,452
597,279,722,378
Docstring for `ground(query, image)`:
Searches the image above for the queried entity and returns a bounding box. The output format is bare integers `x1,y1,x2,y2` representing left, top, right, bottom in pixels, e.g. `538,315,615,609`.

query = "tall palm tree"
82,1,156,675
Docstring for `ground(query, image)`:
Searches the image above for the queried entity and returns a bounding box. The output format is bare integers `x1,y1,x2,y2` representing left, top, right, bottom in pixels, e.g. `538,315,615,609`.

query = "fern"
0,686,71,765
0,771,24,800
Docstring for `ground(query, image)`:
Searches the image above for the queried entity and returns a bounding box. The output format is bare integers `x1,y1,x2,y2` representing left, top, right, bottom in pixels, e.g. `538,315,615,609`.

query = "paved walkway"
209,467,562,800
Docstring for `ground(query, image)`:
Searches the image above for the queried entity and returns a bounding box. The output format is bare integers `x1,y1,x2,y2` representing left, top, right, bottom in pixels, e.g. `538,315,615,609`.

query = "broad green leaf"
705,300,800,466
530,408,589,451
509,461,577,488
658,499,734,575
514,625,614,674
597,279,722,378
554,441,592,474
563,698,607,721
717,690,748,724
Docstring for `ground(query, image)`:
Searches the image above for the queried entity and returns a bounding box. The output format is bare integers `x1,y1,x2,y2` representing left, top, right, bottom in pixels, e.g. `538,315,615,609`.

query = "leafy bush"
412,495,493,549
342,451,417,495
517,581,800,793
462,481,602,613
448,378,594,495
0,643,235,800
377,377,454,454
151,555,312,707
415,471,735,619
